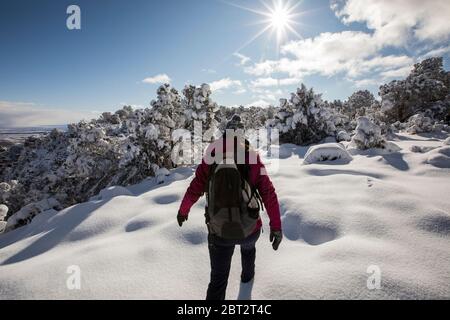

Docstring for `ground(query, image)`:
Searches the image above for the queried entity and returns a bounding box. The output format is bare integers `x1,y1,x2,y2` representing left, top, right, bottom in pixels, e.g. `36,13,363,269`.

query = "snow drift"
1,133,449,299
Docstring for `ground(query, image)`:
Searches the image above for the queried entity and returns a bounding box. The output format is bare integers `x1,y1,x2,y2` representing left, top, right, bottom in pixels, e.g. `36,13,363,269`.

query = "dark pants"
206,229,261,300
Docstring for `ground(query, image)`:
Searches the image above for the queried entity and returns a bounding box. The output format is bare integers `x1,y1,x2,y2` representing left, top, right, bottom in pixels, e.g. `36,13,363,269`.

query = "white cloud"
249,87,284,103
380,65,413,79
347,54,414,78
244,60,280,76
233,52,251,65
245,31,382,78
244,31,415,85
142,74,171,84
0,101,98,127
250,77,301,88
420,45,450,59
209,78,242,92
245,100,271,108
333,0,450,45
233,88,247,95
350,78,380,88
254,93,276,102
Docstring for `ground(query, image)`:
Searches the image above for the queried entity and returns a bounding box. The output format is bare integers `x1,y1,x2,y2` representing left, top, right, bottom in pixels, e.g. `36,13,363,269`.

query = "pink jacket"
178,139,282,232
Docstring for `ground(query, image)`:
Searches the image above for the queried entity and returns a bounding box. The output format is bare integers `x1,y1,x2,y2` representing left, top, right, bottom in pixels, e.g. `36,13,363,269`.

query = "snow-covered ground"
0,133,449,299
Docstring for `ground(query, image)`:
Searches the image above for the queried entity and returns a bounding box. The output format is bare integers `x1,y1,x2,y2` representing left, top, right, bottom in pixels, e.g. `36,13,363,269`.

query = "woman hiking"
177,114,282,300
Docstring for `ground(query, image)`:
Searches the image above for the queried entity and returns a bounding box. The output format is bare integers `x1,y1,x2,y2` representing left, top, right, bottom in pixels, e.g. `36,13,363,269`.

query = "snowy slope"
0,133,449,299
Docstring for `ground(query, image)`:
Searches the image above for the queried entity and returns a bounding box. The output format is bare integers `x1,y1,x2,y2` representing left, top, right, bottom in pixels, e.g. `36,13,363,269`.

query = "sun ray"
233,24,273,55
286,23,303,40
219,0,271,18
222,0,307,62
258,0,275,14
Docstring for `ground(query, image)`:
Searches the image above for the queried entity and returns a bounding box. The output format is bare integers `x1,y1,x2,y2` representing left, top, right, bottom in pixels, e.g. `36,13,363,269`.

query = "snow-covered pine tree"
269,84,343,145
149,83,186,169
380,57,450,124
345,90,376,120
182,83,221,143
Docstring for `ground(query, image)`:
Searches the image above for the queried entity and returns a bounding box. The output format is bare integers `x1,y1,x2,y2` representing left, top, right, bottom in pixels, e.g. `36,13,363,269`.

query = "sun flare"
270,6,290,31
225,0,304,53
269,6,290,33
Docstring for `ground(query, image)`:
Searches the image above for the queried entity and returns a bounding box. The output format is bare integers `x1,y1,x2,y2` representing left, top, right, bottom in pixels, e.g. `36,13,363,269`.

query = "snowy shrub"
0,182,11,194
0,204,8,220
406,113,434,134
350,117,386,150
220,105,276,131
392,121,407,132
270,84,344,145
303,143,353,164
155,167,171,184
444,137,450,145
5,197,61,232
183,83,221,143
0,88,187,231
336,130,351,142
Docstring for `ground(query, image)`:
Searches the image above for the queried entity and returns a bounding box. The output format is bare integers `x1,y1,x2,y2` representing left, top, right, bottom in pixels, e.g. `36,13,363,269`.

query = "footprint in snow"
125,219,153,232
282,213,339,245
182,230,207,245
418,213,450,236
153,194,180,205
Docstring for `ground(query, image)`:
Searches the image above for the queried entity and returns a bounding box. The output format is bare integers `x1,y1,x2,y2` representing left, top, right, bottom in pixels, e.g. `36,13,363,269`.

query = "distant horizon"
0,124,69,130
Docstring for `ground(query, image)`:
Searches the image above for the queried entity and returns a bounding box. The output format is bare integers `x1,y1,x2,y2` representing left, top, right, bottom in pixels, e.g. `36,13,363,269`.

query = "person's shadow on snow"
237,279,254,300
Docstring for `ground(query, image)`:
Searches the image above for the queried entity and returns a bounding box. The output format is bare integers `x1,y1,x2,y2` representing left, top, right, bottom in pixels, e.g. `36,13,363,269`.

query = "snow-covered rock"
410,145,437,153
303,143,352,164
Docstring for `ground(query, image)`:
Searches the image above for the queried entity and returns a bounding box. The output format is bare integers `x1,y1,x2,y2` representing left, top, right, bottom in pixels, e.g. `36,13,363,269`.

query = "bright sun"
270,6,290,32
225,0,303,53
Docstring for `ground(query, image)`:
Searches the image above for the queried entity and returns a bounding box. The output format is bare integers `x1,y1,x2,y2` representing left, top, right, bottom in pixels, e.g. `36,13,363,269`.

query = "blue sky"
1,0,449,126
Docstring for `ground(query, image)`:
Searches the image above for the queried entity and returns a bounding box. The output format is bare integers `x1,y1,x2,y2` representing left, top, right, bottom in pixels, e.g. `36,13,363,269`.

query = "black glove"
177,212,188,227
270,230,282,251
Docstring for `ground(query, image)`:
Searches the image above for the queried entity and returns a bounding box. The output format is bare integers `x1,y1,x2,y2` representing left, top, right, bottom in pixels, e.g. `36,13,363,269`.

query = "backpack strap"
253,187,264,211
